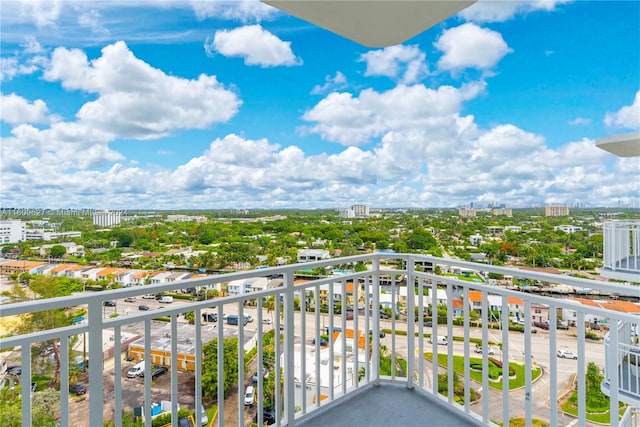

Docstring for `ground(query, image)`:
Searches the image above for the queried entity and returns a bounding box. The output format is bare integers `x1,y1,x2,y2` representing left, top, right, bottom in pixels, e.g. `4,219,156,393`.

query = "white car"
474,345,496,355
262,318,272,324
557,349,578,359
244,385,255,405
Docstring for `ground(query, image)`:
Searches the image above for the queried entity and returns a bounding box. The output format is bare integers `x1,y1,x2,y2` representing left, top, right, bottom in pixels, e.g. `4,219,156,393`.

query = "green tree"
49,244,67,258
0,383,59,427
405,228,438,252
202,337,239,400
19,276,79,385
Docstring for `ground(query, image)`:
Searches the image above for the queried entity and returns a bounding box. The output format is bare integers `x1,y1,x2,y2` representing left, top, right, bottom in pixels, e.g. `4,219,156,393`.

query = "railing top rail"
1,253,637,319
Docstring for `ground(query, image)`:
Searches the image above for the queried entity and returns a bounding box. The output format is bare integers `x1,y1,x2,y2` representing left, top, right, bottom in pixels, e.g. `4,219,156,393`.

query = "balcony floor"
297,382,484,427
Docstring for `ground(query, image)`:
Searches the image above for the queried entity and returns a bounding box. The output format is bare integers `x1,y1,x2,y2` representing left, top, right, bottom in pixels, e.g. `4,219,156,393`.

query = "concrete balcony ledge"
296,380,486,427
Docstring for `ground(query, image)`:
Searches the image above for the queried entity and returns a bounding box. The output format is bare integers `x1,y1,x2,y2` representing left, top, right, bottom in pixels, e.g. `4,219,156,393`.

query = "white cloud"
604,90,640,130
302,81,486,146
190,0,278,22
20,36,44,54
435,23,512,71
2,118,637,209
0,48,46,82
18,0,63,28
78,9,108,35
311,72,348,95
210,25,301,67
43,41,241,139
0,93,52,124
460,0,572,23
359,45,428,84
568,117,591,126
0,57,20,82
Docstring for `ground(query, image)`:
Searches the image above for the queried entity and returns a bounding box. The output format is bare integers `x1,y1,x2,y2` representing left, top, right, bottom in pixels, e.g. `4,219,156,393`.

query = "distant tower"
93,210,122,227
545,205,569,217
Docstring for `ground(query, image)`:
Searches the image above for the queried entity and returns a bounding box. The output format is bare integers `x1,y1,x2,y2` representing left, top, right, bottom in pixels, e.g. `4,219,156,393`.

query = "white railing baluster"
144,319,152,427
501,294,509,425
549,305,558,425
113,326,122,427
577,311,586,426
463,285,470,414
446,282,454,405
524,301,533,426
194,307,202,427
481,290,489,424
60,335,69,427
406,258,415,389
216,304,224,427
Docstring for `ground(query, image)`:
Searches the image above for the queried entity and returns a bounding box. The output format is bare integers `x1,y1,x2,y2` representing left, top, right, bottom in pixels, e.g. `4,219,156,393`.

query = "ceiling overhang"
262,0,477,48
596,132,640,158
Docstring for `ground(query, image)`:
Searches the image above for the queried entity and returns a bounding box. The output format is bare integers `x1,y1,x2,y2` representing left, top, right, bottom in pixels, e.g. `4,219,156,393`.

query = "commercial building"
0,220,25,244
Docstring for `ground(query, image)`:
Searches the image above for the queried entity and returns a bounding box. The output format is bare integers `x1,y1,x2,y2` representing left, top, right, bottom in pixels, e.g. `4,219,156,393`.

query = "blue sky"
1,0,639,210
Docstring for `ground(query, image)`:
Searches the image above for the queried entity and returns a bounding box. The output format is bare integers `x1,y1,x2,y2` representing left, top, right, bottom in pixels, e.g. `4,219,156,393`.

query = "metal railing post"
88,300,104,427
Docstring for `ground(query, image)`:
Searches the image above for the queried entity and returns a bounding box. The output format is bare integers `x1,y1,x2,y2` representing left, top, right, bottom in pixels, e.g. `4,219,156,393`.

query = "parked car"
533,321,550,330
557,321,570,330
142,294,155,299
252,367,268,383
140,365,167,379
103,300,116,307
557,349,578,359
369,330,386,338
69,383,87,395
262,318,272,324
346,312,354,320
6,365,21,376
312,337,329,346
256,407,276,425
423,320,433,327
202,313,217,322
124,297,136,302
151,366,168,379
244,385,255,405
138,305,150,311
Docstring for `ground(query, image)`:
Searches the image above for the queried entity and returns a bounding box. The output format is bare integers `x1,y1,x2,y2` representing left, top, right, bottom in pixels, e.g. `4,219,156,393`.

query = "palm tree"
265,296,275,322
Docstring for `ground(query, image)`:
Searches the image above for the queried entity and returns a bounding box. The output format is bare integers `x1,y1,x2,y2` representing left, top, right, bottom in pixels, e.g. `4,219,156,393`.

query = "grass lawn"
424,353,541,390
561,392,626,424
497,418,550,426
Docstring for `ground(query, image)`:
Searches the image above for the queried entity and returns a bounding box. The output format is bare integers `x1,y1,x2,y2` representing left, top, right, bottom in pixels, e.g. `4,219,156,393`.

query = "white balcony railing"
1,254,639,427
601,220,640,282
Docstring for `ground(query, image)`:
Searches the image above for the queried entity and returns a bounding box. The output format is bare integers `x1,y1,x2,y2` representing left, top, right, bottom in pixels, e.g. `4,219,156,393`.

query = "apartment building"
545,205,570,217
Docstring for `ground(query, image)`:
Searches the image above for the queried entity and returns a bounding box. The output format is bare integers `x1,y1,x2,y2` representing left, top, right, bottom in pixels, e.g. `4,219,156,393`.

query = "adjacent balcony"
603,321,640,408
601,220,640,283
1,254,639,427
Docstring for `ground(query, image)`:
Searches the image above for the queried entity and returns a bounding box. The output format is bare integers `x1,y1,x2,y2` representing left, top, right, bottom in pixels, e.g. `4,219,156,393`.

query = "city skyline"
1,0,639,210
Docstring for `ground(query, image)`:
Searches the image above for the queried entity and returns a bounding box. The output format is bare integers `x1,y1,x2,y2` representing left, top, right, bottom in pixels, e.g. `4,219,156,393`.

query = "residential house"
39,242,85,257
0,260,46,275
531,303,550,324
149,271,172,284
297,249,331,263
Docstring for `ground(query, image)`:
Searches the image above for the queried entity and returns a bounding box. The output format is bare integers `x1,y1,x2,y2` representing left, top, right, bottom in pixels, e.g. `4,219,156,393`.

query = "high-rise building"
458,208,476,217
545,205,569,217
338,205,369,218
93,210,122,227
492,208,512,217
